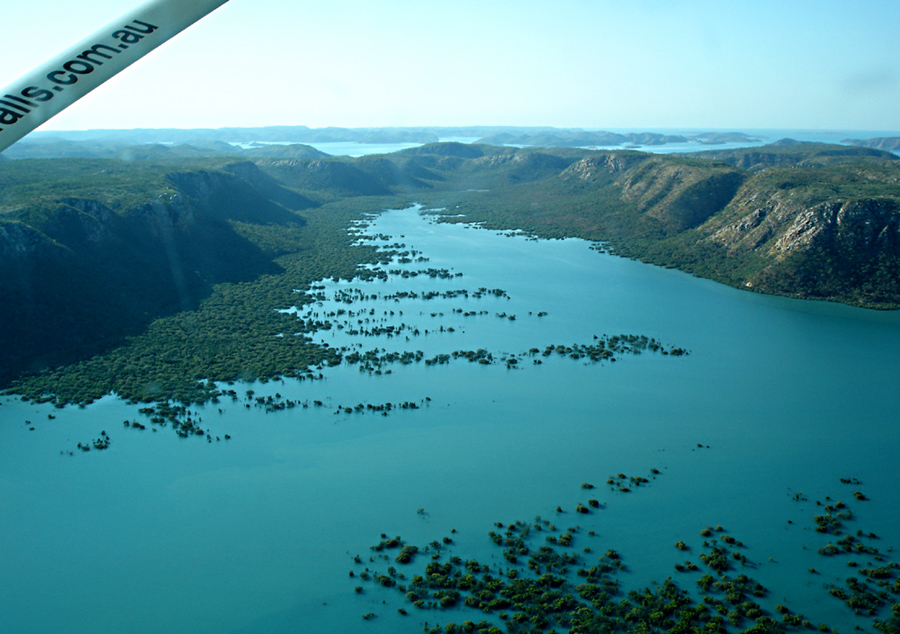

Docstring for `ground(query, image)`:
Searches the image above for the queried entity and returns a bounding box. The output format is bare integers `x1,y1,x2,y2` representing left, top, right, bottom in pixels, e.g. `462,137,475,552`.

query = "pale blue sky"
2,0,899,132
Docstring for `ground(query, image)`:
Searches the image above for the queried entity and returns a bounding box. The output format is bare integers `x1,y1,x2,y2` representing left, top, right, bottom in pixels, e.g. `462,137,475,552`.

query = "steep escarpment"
0,160,307,383
354,156,435,191
221,161,316,211
256,158,392,198
612,157,746,233
561,152,649,180
473,151,577,184
608,153,900,306
705,190,900,305
416,142,900,307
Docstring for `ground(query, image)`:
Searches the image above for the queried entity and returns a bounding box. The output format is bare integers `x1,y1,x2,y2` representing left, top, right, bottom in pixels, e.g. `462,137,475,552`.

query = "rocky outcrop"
700,181,900,304
561,152,648,181
0,220,64,260
710,190,805,254
711,193,900,258
129,193,197,231
775,198,900,254
612,157,745,233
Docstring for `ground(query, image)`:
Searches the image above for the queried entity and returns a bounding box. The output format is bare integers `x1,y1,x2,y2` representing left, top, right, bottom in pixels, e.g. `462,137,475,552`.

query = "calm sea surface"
2,206,899,634
301,130,900,157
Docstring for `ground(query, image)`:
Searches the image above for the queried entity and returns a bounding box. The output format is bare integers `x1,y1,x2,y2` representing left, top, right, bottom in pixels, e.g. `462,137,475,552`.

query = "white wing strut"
0,0,230,153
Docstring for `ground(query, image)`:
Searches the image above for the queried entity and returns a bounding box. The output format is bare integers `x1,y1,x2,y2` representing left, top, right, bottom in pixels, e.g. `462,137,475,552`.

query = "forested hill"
2,140,899,403
388,142,900,308
0,159,300,387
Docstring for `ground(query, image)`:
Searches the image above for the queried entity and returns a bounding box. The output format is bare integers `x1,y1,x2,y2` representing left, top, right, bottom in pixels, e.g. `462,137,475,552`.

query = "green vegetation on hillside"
8,197,398,405
0,155,410,404
412,144,900,308
3,139,900,405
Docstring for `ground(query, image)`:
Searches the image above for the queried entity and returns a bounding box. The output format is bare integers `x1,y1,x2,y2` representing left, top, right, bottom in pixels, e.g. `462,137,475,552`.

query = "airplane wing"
0,0,229,153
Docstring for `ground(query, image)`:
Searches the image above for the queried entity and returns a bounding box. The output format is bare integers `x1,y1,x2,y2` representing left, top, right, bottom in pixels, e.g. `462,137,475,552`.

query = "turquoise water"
2,207,899,634
305,137,481,156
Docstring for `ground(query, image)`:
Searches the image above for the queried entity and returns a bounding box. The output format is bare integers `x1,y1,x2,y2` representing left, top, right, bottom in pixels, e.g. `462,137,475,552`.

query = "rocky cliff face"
0,162,307,382
709,189,900,259
0,219,64,260
613,159,745,232
129,193,197,233
561,152,648,180
774,198,900,254
709,189,808,254
558,154,745,234
55,198,119,243
757,199,900,305
543,145,898,306
694,180,900,304
431,144,900,307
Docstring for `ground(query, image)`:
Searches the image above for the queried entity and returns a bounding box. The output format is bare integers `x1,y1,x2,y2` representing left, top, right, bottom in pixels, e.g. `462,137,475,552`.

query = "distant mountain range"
3,127,769,160
843,136,900,152
475,130,763,148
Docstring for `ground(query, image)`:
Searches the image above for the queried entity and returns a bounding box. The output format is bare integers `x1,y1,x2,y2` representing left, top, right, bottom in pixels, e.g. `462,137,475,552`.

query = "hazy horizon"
2,0,900,133
24,124,900,133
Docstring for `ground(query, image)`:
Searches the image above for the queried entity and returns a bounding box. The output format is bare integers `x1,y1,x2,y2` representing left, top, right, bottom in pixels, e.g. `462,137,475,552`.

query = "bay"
1,206,899,634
